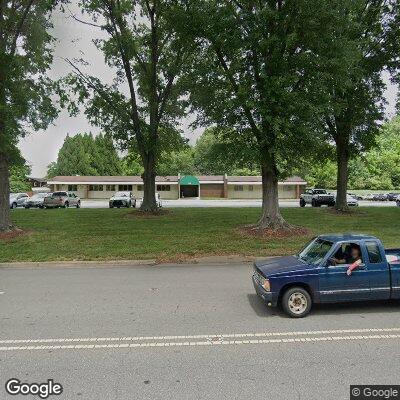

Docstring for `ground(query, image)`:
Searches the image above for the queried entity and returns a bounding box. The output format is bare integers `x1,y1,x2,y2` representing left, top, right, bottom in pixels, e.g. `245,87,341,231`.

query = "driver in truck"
331,243,363,276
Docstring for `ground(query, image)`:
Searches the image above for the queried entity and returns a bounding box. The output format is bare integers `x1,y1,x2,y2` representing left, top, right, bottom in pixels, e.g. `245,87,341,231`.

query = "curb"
0,256,269,269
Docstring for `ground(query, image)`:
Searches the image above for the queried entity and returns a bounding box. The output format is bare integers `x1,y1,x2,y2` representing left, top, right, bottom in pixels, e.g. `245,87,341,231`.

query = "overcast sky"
18,5,399,178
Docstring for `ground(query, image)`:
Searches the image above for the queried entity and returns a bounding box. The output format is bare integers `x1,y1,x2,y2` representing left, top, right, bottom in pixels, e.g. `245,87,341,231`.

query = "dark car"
24,193,51,209
252,234,400,318
387,193,400,201
373,193,388,201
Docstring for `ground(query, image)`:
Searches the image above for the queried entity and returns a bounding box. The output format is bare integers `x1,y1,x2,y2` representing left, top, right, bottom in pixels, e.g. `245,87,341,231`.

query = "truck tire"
311,199,317,207
64,202,69,208
282,287,312,318
76,201,81,209
300,199,306,207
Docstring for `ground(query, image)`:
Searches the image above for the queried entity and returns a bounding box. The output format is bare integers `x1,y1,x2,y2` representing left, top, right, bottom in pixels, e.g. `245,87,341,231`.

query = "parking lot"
78,199,398,208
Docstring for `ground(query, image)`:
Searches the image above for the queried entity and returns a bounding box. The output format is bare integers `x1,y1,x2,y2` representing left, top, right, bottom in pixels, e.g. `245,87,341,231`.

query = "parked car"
109,191,136,208
24,193,51,209
300,189,335,207
348,193,363,200
396,195,400,207
364,193,375,201
252,234,400,318
138,192,162,208
43,191,81,208
346,194,359,206
373,193,388,201
386,193,400,202
9,193,29,209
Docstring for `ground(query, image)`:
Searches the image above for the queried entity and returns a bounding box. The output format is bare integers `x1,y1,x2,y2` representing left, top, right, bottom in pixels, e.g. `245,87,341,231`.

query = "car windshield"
52,192,66,197
115,192,129,197
31,193,47,200
298,238,333,264
314,189,327,194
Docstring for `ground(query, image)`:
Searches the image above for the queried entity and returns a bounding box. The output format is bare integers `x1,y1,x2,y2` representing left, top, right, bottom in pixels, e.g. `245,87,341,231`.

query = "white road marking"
1,328,400,352
1,327,400,345
0,333,400,352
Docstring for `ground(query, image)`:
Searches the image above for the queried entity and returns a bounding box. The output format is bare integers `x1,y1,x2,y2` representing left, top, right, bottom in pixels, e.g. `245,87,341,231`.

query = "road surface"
1,263,399,399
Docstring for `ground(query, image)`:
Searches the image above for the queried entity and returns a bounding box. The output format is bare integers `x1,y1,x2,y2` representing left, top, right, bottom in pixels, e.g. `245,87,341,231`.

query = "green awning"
180,175,199,185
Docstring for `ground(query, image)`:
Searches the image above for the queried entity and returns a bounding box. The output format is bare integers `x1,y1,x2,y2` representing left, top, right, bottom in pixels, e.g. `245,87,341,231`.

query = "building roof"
227,175,306,183
48,175,179,184
47,175,306,185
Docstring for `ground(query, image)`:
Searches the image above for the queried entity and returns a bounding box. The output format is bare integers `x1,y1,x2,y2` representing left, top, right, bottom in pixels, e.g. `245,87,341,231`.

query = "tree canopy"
47,133,122,177
0,0,60,231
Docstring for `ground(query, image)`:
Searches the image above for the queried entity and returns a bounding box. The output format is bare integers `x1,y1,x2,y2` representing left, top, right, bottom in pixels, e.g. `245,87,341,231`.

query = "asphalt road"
1,263,400,400
80,198,397,208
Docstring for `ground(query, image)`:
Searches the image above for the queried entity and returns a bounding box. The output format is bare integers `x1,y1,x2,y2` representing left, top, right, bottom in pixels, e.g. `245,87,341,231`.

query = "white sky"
18,5,399,177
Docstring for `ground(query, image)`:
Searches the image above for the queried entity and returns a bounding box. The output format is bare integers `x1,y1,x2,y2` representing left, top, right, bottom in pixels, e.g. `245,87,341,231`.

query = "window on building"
105,185,116,191
248,185,254,191
118,184,132,191
234,185,244,191
137,185,144,191
89,185,104,191
283,185,292,192
68,185,78,192
157,185,171,191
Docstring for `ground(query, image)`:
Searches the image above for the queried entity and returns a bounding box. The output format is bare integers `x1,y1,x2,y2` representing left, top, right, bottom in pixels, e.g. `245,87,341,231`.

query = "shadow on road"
247,294,399,319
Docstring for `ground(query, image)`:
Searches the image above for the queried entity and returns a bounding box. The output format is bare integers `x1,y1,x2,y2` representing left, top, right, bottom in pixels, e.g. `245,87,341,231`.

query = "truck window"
365,241,383,264
331,242,363,265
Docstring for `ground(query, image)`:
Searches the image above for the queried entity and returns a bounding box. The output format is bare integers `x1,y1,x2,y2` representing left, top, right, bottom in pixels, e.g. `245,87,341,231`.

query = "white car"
396,195,400,207
346,194,359,206
9,193,29,209
139,193,162,208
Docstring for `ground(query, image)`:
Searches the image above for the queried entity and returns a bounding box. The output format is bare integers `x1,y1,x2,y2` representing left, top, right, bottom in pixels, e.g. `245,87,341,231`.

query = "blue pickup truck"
252,234,400,318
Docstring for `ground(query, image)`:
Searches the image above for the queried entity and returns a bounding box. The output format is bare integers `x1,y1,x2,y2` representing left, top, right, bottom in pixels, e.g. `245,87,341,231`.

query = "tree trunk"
140,151,158,212
0,152,13,231
335,140,349,211
255,153,292,230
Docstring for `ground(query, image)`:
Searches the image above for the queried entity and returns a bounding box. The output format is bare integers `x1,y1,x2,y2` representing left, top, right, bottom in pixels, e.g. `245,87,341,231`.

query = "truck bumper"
252,275,278,307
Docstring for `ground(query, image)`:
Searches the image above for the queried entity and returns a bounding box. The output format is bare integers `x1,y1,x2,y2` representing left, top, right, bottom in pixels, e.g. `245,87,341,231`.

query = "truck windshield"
298,238,333,264
314,190,327,194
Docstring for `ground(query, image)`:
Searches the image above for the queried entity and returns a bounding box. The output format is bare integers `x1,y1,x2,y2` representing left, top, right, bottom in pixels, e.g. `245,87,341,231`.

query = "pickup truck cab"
252,234,400,318
300,189,335,207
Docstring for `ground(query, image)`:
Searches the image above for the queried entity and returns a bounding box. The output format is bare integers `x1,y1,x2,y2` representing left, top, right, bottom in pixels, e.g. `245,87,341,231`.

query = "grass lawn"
0,207,399,262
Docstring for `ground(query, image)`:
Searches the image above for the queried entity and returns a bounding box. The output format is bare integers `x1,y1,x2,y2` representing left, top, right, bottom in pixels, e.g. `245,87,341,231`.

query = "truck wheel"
282,287,312,318
64,202,69,208
311,199,317,207
11,202,17,209
76,201,81,209
299,199,306,207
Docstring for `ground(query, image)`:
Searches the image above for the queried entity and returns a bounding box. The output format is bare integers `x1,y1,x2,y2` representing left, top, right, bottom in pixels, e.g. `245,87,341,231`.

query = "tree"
0,0,59,231
322,0,400,210
47,133,122,177
10,164,31,192
65,0,194,211
193,128,258,175
181,0,337,229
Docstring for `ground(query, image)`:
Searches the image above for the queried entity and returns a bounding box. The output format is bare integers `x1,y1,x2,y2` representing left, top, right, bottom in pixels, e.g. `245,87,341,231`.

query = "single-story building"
47,175,307,200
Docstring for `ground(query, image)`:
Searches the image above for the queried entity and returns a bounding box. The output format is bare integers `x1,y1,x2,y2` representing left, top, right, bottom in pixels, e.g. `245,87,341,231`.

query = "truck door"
319,242,370,302
364,240,390,300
